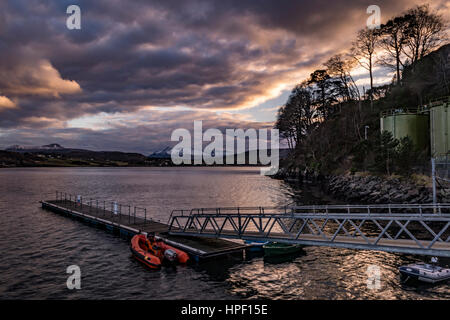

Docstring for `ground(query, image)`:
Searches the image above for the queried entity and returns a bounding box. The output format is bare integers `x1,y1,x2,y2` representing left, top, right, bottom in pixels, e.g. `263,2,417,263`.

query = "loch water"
0,167,448,299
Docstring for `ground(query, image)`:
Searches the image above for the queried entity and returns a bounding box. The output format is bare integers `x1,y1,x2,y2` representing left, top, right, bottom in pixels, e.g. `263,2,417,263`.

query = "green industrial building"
380,109,429,150
380,97,450,157
429,97,450,157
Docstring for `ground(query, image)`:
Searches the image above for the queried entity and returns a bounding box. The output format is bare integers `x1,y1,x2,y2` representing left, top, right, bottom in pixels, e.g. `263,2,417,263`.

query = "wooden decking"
41,200,248,260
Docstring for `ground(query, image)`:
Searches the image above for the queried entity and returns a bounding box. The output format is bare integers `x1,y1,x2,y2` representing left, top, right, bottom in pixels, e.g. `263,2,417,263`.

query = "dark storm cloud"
0,0,431,151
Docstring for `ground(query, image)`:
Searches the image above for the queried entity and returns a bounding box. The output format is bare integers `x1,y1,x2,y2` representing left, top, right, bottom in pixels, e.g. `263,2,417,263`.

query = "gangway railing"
169,203,450,220
168,204,450,257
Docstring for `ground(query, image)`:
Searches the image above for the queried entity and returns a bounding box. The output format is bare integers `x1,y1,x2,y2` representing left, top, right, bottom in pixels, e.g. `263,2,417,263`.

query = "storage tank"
430,98,450,157
380,110,429,150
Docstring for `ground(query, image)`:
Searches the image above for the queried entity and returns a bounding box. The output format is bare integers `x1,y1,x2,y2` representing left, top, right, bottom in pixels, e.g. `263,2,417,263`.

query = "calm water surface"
0,167,448,299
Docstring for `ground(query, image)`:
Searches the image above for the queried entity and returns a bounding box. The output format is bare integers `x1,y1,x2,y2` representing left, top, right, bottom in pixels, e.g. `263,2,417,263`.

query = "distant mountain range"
148,145,291,161
1,143,152,167
1,143,291,167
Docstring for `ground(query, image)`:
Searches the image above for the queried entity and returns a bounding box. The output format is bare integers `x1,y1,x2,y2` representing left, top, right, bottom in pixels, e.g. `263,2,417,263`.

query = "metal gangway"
168,204,450,257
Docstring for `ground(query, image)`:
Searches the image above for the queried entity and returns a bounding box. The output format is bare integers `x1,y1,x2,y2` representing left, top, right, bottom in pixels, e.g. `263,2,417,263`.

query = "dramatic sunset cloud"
0,59,81,97
0,96,16,109
0,0,447,152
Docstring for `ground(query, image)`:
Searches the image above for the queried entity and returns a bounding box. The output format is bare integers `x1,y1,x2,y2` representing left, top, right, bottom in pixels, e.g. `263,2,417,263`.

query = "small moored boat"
130,234,189,270
244,240,269,253
130,234,162,269
155,238,190,264
399,263,450,284
263,242,304,257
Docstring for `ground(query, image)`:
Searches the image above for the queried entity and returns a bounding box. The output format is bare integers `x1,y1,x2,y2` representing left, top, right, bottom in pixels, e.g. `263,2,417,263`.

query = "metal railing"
168,204,450,257
418,96,450,113
53,191,153,225
168,206,291,221
380,107,420,117
170,203,450,219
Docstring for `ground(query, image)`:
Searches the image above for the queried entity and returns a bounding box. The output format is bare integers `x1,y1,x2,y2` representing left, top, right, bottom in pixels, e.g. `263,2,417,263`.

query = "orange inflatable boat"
130,234,189,269
130,234,162,269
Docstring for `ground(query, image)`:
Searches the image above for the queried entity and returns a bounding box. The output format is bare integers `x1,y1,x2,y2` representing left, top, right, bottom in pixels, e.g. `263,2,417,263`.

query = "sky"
0,0,448,154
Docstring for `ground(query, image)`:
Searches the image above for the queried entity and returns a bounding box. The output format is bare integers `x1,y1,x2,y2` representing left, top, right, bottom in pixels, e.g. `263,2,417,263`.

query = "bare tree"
378,16,409,86
351,28,379,108
403,5,445,65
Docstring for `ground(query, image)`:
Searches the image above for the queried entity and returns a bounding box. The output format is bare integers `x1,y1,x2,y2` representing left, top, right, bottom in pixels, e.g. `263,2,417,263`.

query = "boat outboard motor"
164,249,178,262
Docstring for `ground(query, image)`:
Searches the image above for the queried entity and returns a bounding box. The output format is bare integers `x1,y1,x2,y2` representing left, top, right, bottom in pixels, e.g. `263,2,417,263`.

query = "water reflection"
0,167,448,299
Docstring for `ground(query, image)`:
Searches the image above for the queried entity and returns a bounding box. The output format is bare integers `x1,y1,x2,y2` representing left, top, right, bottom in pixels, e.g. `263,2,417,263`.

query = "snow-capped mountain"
148,146,172,158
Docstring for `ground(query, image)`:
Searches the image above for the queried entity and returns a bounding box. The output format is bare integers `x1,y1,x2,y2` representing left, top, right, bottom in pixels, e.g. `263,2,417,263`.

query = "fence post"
445,153,448,179
144,208,147,225
432,158,437,207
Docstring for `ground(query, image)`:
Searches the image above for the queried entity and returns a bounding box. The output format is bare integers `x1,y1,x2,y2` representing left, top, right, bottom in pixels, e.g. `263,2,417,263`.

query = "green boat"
263,242,304,257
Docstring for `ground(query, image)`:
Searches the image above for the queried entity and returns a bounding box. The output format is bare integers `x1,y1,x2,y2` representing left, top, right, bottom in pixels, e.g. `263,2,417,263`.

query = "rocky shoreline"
327,173,450,204
274,169,449,204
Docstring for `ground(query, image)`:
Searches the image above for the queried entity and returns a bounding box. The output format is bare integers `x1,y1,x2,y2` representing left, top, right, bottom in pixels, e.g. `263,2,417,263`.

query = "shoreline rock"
325,173,448,204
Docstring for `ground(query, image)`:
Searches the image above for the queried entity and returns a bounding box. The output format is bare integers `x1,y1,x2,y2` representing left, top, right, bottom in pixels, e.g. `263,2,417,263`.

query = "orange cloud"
0,96,16,109
0,60,81,98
